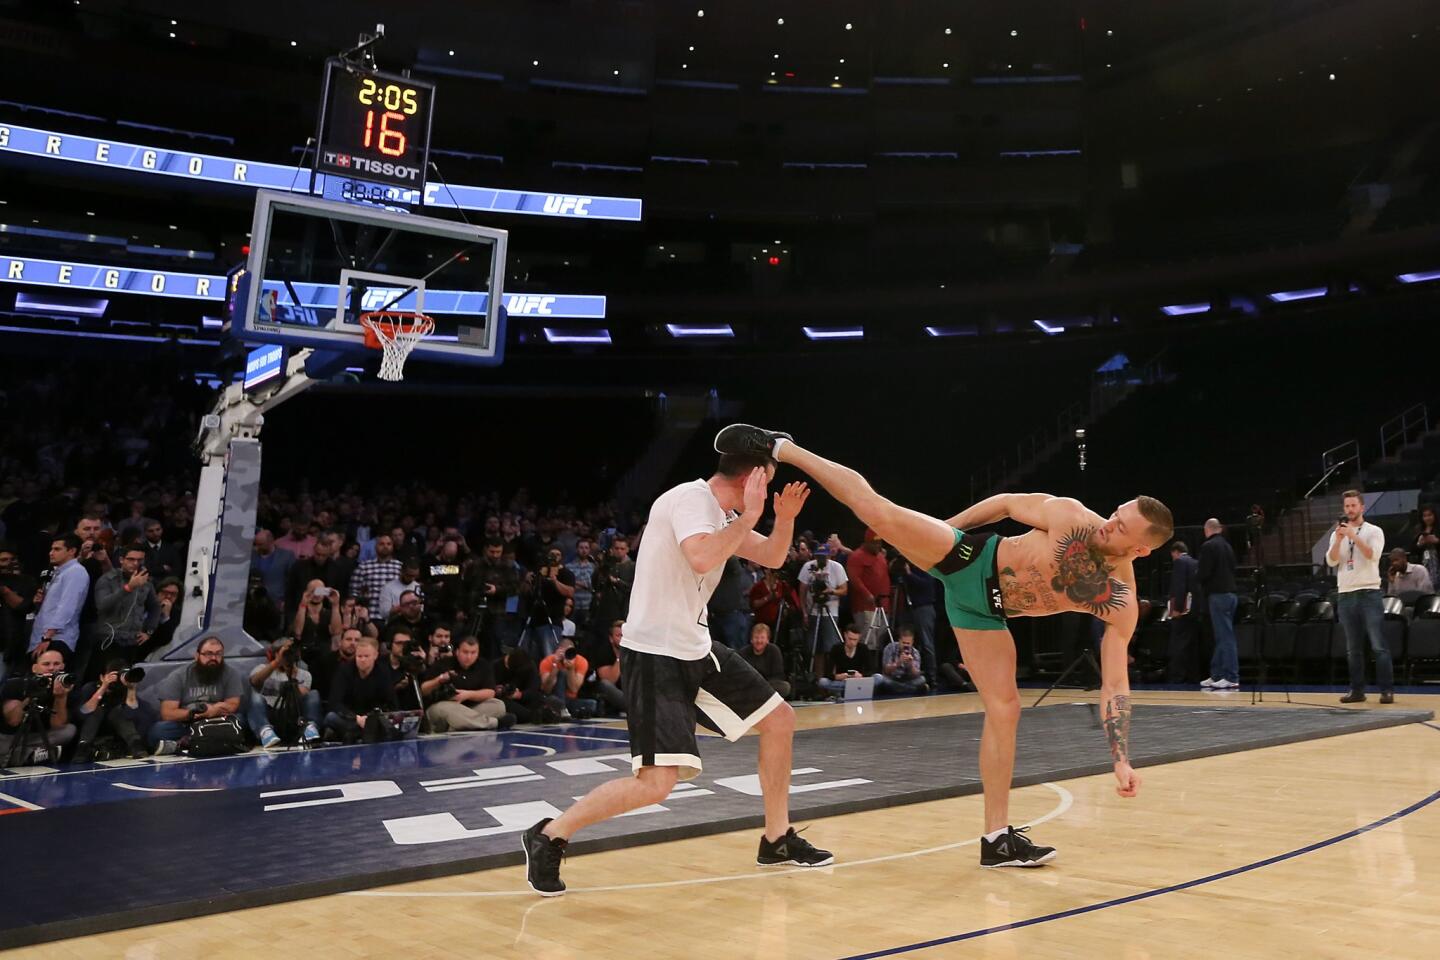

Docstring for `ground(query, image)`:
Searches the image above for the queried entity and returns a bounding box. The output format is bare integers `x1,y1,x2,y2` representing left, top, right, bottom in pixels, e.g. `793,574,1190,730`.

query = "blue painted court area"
0,725,629,811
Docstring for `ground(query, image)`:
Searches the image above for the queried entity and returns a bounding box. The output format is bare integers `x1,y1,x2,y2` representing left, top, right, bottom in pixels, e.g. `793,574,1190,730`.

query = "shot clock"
314,58,435,195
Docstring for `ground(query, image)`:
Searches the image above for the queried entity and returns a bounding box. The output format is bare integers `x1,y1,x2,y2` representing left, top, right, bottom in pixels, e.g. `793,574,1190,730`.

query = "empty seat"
1406,619,1440,683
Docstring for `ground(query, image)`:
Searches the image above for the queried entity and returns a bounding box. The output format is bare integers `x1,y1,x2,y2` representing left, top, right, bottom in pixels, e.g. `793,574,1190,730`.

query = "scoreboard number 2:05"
357,78,419,155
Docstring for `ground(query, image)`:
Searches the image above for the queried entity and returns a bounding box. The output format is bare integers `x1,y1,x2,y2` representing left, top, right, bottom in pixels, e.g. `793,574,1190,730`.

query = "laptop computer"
843,676,875,701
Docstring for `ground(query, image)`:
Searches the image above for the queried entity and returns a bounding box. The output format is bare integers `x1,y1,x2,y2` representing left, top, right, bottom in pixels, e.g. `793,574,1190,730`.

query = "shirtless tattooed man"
714,424,1173,868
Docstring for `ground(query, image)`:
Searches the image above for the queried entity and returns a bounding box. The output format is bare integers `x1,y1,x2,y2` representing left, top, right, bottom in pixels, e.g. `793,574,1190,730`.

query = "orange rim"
359,311,433,350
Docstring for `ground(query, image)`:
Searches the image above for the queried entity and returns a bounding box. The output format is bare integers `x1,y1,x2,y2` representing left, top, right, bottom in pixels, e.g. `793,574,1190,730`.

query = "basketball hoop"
359,311,435,381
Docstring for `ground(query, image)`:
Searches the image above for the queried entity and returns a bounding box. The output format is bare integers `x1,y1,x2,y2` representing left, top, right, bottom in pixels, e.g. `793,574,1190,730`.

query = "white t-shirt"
798,558,848,616
1325,521,1385,593
621,480,734,660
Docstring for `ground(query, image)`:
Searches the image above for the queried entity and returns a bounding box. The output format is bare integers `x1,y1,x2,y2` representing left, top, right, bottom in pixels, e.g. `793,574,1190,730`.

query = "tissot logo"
351,156,422,182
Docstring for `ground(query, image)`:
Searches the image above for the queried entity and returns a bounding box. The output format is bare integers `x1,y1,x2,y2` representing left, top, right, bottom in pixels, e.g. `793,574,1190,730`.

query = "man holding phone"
1327,490,1392,703
1386,547,1433,597
92,546,161,666
819,623,872,697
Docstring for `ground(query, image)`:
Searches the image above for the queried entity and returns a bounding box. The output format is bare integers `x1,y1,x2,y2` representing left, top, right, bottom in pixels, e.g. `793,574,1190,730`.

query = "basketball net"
359,312,435,382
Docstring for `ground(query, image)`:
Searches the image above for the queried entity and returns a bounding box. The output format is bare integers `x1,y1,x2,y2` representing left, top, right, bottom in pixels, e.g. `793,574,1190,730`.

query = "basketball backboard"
234,190,507,366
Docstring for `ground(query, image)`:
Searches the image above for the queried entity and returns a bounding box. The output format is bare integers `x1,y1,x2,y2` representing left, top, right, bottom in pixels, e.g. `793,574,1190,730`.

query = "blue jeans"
875,672,928,695
1338,589,1393,692
1208,592,1239,683
147,719,190,748
710,609,750,651
244,689,323,738
521,623,562,661
908,604,937,682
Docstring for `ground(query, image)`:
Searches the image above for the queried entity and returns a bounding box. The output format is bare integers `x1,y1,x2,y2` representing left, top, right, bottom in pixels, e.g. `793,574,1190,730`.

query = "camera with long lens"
101,666,146,706
25,671,74,703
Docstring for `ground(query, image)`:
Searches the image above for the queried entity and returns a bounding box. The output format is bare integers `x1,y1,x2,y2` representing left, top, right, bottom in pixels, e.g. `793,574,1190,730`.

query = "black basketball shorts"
621,640,785,780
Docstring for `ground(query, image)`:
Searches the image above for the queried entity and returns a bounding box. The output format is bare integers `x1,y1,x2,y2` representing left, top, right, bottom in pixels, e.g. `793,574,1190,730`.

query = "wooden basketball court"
16,690,1439,959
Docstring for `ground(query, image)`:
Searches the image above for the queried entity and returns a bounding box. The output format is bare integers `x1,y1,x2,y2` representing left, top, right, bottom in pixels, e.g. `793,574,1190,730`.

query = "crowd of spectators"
0,360,961,765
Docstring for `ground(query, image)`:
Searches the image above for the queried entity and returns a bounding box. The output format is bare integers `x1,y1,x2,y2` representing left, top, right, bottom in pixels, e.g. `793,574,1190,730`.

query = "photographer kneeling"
247,638,323,748
74,658,155,760
420,635,514,732
0,649,77,764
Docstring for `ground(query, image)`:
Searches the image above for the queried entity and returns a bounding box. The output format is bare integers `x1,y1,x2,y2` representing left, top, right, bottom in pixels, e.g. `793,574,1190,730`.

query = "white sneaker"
1211,679,1240,690
1200,678,1219,688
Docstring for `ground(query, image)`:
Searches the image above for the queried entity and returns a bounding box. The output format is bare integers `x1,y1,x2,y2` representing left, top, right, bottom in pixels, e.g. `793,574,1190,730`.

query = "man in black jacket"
1166,542,1203,683
322,636,397,742
1197,519,1239,690
420,635,513,731
739,622,790,699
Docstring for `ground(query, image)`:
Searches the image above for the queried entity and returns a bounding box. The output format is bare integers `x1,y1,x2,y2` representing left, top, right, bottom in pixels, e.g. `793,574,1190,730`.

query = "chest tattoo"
1050,528,1130,615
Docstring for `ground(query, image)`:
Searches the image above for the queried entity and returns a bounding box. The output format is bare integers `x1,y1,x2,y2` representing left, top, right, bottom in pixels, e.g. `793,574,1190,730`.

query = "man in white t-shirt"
1326,489,1393,704
523,445,834,896
797,551,848,675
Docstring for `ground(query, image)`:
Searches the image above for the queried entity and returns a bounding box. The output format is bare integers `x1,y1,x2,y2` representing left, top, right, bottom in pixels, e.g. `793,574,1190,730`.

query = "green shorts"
927,528,1008,631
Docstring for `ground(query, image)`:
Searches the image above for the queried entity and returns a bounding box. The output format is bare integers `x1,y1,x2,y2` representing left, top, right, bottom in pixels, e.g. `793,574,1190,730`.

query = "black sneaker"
714,423,793,459
980,826,1057,868
521,818,568,896
498,713,517,730
1379,691,1395,704
757,827,833,867
1339,691,1367,704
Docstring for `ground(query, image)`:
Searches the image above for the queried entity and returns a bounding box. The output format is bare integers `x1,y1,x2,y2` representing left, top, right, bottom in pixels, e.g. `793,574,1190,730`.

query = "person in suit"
1166,542,1202,683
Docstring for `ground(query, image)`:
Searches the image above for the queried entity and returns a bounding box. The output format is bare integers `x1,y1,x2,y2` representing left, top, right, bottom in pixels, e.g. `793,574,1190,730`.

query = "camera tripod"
1245,512,1291,706
862,599,897,655
5,695,57,768
1031,644,1103,710
807,602,843,667
518,578,559,661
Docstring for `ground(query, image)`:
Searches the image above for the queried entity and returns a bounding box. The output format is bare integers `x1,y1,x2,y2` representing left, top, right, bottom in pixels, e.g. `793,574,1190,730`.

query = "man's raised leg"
774,439,955,570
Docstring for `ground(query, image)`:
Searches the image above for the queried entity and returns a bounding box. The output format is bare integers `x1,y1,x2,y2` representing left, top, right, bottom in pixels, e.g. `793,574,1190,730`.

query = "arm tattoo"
1052,528,1131,615
1103,693,1132,764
